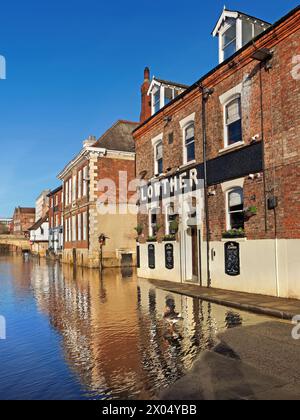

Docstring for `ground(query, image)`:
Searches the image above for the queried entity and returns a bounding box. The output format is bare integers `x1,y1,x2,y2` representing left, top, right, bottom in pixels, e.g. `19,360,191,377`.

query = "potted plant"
134,224,143,241
162,234,176,242
169,219,179,235
147,235,157,242
244,206,257,220
222,228,246,239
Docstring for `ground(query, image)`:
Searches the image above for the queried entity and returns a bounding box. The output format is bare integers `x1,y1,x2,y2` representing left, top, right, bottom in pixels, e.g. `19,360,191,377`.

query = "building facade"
134,7,300,299
35,190,50,221
58,121,139,268
0,217,12,234
29,215,49,257
12,207,36,236
48,186,64,257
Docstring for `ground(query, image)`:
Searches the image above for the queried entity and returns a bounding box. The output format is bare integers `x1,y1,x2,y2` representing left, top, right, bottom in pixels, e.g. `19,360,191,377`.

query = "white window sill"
221,237,247,242
218,141,245,154
180,160,196,170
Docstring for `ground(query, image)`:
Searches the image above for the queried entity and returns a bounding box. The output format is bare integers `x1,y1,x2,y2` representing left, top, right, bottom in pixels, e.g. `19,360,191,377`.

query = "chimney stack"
140,67,151,123
83,135,97,148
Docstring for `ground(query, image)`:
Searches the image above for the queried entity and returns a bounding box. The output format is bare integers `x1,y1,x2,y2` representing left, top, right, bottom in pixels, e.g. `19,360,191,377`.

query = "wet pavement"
0,255,292,400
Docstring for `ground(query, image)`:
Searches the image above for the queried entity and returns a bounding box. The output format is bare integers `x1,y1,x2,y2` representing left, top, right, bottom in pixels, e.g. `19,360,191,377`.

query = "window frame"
180,113,196,166
224,94,242,147
226,187,244,230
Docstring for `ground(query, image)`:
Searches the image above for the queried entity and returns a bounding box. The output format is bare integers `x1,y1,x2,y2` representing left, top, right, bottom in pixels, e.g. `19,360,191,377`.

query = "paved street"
161,321,300,400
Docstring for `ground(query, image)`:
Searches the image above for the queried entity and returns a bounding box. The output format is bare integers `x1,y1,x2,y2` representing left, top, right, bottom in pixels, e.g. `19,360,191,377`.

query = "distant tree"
0,223,9,234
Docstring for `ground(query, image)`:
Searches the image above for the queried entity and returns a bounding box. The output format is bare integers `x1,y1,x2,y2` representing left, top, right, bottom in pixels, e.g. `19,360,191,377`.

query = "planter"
222,228,246,239
162,235,177,242
146,237,157,243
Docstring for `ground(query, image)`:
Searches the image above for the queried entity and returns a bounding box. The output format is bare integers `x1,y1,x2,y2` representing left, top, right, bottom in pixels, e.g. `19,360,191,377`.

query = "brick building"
12,207,35,236
134,7,300,298
48,186,63,257
58,120,139,268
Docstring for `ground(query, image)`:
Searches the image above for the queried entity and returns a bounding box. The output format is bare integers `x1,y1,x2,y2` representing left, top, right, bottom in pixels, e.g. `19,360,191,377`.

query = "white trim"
220,83,243,149
225,186,244,230
180,113,196,166
179,112,196,129
152,133,163,176
219,83,243,105
212,10,239,37
219,141,244,154
221,177,245,193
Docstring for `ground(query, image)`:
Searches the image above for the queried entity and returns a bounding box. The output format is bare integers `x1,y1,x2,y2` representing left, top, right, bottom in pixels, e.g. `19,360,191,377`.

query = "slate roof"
92,120,139,153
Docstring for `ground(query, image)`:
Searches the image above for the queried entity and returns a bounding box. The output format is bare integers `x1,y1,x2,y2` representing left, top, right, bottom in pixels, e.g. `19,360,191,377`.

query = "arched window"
227,188,244,230
225,96,242,146
184,123,195,163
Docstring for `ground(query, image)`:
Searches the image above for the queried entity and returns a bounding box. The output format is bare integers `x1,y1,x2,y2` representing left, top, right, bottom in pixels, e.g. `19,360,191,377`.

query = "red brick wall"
134,11,300,242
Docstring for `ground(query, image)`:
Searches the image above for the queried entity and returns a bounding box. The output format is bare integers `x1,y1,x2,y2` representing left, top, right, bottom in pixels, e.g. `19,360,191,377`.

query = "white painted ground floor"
137,229,300,299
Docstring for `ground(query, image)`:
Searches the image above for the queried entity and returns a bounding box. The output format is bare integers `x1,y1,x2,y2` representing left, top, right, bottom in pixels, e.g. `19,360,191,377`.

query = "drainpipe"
199,85,214,288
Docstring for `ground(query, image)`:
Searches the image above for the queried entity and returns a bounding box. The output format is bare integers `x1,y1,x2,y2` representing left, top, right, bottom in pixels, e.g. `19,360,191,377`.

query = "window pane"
185,125,194,142
242,21,253,46
187,142,195,162
223,41,236,60
226,98,241,124
157,158,163,174
156,142,163,160
223,24,236,47
228,120,242,144
230,212,244,229
229,190,243,208
165,87,173,105
154,91,160,113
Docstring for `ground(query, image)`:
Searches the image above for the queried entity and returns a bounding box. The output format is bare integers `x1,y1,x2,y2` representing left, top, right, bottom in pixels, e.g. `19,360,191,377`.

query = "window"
77,213,82,241
225,96,242,146
72,216,76,241
83,166,88,197
242,20,253,45
68,179,72,205
155,141,163,175
83,212,87,241
149,208,159,237
153,90,160,114
72,175,77,202
222,23,237,60
165,203,176,235
165,87,173,105
185,124,195,163
78,170,82,199
65,182,69,206
227,188,244,230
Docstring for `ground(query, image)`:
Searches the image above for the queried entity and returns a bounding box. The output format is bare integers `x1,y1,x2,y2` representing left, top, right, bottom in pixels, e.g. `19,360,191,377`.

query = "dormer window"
213,9,271,63
153,90,160,114
148,78,187,116
222,22,237,61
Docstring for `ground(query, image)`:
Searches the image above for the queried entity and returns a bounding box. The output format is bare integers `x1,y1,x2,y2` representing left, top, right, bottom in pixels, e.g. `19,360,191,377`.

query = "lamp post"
98,234,109,271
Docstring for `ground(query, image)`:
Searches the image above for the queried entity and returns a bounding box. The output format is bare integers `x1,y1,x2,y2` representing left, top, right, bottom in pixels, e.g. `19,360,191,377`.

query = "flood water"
0,254,271,400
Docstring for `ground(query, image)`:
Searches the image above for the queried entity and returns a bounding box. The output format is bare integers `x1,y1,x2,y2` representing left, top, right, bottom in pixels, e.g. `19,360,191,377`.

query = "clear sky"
0,0,298,216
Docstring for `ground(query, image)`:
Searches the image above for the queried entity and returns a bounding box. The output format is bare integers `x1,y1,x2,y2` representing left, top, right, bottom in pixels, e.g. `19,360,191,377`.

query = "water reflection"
0,256,271,400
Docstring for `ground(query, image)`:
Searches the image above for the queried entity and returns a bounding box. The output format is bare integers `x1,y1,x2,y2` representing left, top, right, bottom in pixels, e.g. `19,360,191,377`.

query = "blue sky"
0,0,298,216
